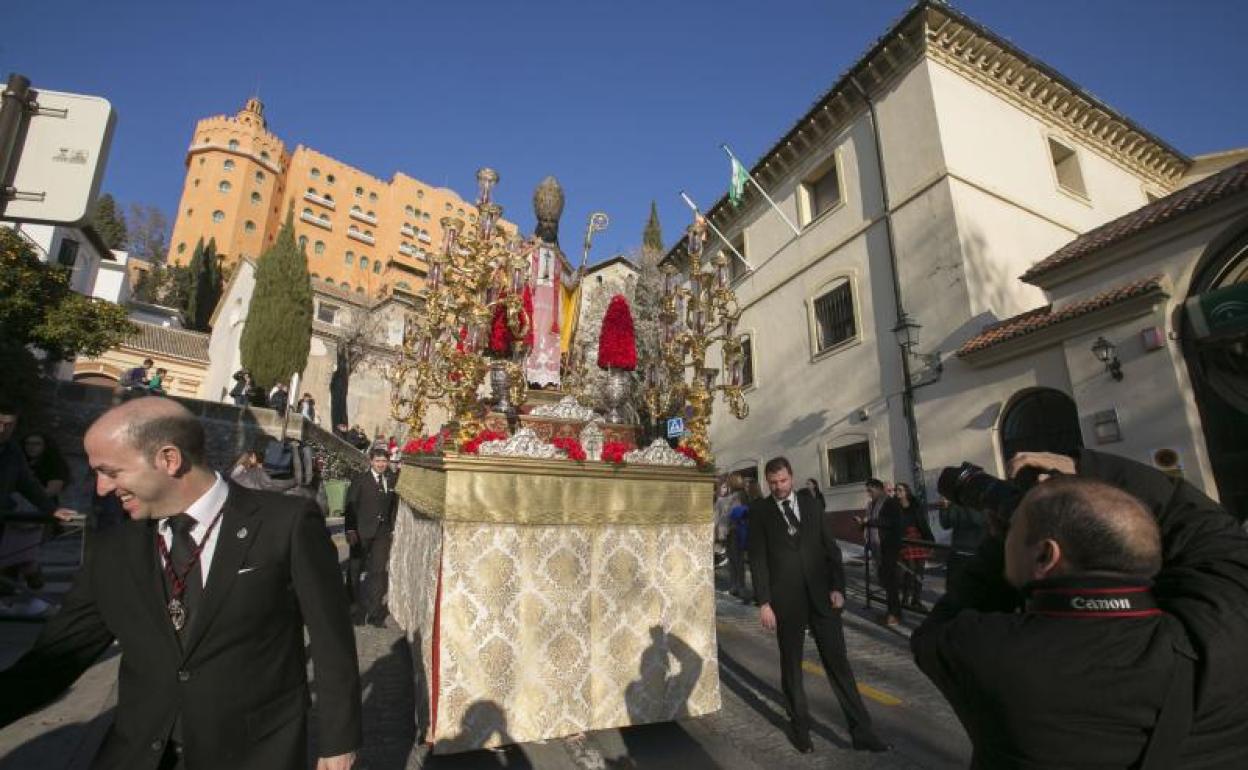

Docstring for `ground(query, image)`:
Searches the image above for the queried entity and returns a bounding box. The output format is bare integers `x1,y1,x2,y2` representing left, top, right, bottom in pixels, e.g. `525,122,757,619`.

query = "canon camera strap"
1026,585,1161,618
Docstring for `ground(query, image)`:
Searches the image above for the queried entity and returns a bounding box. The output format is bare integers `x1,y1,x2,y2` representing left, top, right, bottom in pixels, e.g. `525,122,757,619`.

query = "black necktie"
781,499,800,537
169,514,203,631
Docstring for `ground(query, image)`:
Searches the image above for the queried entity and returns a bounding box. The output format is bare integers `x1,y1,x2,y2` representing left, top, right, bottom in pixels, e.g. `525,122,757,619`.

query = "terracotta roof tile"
124,322,210,363
1022,159,1248,284
956,275,1165,357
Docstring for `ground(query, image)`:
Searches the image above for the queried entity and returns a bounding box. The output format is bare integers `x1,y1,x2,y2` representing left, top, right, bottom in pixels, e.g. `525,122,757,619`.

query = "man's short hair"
143,358,154,367
763,456,792,477
128,411,206,468
1017,476,1162,578
865,478,885,490
369,447,389,460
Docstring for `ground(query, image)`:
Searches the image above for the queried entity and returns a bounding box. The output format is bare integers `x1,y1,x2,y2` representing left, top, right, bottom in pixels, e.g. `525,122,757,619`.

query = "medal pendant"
167,597,187,631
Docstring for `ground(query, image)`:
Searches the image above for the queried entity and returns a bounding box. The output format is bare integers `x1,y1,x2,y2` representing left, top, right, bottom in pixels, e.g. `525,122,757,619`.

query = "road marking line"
717,620,905,706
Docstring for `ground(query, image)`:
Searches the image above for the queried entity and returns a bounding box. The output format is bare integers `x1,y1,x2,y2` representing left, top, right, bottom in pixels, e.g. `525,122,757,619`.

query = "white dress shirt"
159,473,229,586
775,491,801,523
372,470,389,494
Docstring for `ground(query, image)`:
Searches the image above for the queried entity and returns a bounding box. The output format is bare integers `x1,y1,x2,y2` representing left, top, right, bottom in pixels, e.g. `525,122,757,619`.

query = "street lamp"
892,312,941,383
892,313,921,352
1091,336,1123,381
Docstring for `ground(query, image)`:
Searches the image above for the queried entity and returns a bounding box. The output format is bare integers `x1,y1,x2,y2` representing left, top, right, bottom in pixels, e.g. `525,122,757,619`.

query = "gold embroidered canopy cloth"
387,455,721,753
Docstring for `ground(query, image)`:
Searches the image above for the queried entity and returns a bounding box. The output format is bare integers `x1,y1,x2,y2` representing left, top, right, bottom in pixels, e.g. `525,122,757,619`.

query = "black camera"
937,461,1055,523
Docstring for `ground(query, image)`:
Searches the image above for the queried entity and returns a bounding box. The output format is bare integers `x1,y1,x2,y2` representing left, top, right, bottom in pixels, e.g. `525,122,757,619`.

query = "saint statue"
525,176,579,388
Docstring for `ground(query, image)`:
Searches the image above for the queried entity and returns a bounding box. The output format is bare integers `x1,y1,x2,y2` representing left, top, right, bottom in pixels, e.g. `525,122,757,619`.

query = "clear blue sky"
4,0,1245,261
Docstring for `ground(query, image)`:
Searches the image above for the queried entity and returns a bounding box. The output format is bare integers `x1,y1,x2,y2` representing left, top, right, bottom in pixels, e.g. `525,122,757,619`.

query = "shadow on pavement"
0,709,114,770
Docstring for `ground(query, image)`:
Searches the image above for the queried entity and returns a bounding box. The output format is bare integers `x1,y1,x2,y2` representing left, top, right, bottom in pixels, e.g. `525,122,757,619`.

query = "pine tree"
91,193,128,250
643,201,663,257
239,212,312,388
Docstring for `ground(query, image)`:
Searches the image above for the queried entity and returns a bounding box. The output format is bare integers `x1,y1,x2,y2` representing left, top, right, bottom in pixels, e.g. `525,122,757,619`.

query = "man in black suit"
344,448,397,627
858,477,903,625
748,456,888,754
0,397,361,770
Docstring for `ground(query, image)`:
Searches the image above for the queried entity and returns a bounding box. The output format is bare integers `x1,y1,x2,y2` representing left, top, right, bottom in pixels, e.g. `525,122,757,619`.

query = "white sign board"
666,417,686,439
1,88,115,226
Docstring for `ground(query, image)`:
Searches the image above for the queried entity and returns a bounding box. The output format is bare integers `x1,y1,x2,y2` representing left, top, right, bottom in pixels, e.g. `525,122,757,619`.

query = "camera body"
937,461,1057,524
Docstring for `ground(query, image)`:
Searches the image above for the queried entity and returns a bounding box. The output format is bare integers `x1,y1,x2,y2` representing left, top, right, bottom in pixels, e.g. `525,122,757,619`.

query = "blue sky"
4,0,1245,261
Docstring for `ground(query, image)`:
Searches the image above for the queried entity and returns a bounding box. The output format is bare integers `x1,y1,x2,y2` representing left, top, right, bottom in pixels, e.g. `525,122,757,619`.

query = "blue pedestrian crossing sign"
666,417,686,439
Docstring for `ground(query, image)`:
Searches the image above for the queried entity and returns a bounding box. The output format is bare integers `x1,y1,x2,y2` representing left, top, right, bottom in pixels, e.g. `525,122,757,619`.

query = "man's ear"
1034,538,1063,580
155,445,187,477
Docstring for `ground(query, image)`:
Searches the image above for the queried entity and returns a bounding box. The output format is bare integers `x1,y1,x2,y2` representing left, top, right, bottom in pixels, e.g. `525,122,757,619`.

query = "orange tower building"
168,98,514,298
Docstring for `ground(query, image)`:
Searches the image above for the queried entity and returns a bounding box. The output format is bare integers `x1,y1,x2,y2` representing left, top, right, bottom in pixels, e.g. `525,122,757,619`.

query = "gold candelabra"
389,168,532,447
641,215,749,462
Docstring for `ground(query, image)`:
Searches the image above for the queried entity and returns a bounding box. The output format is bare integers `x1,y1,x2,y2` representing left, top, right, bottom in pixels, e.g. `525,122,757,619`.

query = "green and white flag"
729,156,749,207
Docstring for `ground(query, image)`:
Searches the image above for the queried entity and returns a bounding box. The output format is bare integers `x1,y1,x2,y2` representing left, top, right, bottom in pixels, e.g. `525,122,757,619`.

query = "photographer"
912,449,1248,769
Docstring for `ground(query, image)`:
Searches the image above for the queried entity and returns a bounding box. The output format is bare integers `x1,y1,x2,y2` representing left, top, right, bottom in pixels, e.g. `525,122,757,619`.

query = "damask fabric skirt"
387,463,721,754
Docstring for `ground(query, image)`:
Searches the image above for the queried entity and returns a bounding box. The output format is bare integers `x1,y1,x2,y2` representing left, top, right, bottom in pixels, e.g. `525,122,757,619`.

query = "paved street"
0,528,970,770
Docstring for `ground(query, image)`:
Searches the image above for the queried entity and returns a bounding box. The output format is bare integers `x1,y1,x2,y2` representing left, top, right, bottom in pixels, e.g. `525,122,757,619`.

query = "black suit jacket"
344,470,397,541
748,491,846,619
870,497,904,562
0,483,362,770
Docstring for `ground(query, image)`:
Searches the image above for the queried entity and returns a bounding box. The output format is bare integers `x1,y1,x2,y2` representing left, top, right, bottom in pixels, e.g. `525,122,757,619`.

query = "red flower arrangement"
601,441,631,465
551,436,587,462
597,294,637,371
461,429,508,455
403,428,451,455
488,298,513,356
676,444,705,466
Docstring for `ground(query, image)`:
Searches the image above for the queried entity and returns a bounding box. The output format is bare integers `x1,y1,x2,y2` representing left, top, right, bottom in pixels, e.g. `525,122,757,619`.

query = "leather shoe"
789,724,813,753
852,732,891,752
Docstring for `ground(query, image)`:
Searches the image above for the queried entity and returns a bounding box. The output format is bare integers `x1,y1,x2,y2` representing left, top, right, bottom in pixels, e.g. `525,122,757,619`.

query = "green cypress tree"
239,211,312,388
91,193,128,250
185,238,209,329
642,201,664,257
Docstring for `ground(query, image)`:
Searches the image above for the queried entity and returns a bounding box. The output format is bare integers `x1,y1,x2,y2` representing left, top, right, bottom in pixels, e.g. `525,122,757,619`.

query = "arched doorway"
1182,224,1248,522
999,388,1084,468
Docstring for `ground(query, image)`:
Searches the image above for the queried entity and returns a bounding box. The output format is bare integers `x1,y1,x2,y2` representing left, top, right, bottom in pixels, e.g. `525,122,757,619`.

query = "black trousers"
351,531,393,619
774,597,873,738
877,555,902,617
727,537,749,597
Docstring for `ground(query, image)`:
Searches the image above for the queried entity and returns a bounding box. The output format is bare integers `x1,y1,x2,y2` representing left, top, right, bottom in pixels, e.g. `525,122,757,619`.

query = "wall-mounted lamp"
1091,336,1123,381
892,313,943,384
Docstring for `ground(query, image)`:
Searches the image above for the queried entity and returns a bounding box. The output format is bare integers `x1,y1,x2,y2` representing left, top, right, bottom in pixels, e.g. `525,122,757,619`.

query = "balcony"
304,191,336,210
400,224,416,238
350,208,377,225
300,212,332,230
417,231,432,245
347,229,375,245
398,242,417,257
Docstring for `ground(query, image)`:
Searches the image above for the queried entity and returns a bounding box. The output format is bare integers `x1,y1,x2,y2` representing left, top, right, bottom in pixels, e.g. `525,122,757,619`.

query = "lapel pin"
236,526,248,539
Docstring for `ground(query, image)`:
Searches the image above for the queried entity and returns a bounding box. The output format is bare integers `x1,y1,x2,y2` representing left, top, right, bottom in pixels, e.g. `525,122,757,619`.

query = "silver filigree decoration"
578,421,604,462
624,439,696,467
529,395,596,421
478,427,565,459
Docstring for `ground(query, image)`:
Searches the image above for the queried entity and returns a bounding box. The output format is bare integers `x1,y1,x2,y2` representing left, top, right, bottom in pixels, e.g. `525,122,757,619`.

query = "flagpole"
722,144,801,237
679,191,754,271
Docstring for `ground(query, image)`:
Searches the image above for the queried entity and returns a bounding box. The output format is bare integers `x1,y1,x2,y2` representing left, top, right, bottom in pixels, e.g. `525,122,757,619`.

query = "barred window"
827,441,871,487
813,279,855,351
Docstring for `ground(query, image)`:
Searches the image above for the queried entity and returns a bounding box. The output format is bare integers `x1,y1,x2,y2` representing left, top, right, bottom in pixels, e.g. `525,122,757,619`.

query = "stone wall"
35,381,365,513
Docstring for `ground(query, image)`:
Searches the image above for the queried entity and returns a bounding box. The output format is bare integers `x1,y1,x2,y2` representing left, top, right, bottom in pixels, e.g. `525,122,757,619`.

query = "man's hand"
760,603,777,631
317,752,356,770
52,508,80,523
830,590,845,610
345,530,359,546
1007,451,1076,481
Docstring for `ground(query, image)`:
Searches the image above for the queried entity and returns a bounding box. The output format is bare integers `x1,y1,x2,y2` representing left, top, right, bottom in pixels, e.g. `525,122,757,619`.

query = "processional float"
385,169,748,752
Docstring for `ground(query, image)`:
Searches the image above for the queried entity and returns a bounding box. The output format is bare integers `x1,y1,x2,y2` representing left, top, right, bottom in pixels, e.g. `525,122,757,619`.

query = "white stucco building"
669,1,1247,521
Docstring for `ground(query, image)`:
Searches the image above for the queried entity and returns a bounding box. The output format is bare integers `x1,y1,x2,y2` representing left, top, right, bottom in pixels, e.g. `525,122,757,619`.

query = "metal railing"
859,537,974,616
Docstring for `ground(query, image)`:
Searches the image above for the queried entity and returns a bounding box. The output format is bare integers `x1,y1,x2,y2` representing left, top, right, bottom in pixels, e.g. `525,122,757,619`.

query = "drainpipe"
849,74,928,500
